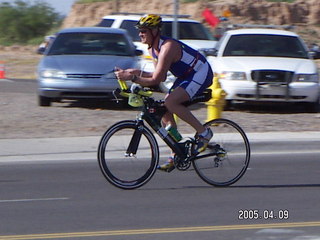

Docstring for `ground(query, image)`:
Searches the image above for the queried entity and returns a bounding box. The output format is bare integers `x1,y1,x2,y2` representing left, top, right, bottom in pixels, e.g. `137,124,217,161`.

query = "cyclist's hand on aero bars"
114,67,137,81
114,67,124,80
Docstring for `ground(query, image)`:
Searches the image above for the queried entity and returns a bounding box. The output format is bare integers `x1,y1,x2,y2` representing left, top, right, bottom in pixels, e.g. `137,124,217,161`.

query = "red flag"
202,8,220,28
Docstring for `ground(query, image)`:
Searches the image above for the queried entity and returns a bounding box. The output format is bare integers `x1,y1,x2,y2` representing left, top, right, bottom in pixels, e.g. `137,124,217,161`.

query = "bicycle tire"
192,118,250,187
98,120,159,189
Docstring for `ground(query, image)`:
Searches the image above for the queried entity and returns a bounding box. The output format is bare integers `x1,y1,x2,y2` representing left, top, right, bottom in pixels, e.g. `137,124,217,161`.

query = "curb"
0,131,319,162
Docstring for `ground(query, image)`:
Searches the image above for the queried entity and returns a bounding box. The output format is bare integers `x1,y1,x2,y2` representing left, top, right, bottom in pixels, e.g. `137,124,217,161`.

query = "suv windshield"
223,34,309,59
98,19,215,42
47,32,133,56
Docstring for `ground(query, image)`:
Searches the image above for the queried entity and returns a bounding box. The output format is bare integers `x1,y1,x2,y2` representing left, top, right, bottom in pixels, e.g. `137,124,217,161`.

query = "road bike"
98,78,251,189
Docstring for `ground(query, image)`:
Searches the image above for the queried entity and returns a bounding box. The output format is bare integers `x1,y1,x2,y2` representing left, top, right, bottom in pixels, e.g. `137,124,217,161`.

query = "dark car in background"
37,27,142,106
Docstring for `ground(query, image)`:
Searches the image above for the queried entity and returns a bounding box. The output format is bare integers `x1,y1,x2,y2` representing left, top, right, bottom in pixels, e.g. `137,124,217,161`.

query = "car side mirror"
309,51,320,60
203,48,218,57
37,47,46,55
309,44,320,59
135,49,143,56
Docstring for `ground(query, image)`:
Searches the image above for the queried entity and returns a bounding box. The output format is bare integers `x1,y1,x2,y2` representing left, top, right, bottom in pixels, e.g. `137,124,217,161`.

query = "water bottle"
165,124,182,142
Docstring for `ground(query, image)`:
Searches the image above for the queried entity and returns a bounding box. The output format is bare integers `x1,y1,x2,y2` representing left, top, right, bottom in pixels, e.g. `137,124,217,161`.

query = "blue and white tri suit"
152,36,213,99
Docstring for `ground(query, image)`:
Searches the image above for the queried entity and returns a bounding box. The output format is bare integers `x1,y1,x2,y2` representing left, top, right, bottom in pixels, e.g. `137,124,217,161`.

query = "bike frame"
99,78,251,188
116,78,215,163
127,96,218,165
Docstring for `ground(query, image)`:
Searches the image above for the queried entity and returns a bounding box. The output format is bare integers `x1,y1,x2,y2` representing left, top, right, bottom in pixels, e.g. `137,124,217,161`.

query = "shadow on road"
229,183,320,188
138,183,320,191
59,99,132,110
227,102,319,114
56,98,206,111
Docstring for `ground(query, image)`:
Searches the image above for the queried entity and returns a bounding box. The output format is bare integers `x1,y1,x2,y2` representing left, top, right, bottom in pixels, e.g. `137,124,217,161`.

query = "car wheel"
223,100,233,111
39,95,51,107
304,100,320,113
308,95,320,112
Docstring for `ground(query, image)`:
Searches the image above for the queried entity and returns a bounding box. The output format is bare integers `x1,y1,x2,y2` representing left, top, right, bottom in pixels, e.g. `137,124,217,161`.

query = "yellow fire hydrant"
206,75,227,122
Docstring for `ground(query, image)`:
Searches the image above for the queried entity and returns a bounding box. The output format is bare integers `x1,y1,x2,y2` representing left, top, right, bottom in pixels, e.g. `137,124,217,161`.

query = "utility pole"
113,0,119,13
172,0,179,39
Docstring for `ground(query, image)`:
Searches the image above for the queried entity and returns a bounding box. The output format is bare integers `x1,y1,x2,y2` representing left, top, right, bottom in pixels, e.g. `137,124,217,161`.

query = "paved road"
0,136,320,240
1,78,320,239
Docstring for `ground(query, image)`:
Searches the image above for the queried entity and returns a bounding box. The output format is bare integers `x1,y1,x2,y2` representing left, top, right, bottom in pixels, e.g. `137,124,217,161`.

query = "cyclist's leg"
164,87,205,134
164,63,213,152
161,110,176,129
158,111,177,172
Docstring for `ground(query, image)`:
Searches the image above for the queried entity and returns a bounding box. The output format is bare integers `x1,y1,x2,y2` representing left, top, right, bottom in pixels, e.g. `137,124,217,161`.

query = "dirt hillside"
62,0,320,44
1,0,320,79
63,0,320,28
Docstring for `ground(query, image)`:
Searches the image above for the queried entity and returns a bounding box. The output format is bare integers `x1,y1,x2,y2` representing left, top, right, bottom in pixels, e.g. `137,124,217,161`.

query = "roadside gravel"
1,90,319,139
1,48,319,139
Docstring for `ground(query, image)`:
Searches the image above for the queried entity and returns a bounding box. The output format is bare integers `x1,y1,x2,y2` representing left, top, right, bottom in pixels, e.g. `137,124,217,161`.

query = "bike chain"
173,138,195,171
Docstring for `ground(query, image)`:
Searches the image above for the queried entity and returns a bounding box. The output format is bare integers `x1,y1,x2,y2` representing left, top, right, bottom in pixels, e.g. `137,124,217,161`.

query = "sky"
0,0,78,16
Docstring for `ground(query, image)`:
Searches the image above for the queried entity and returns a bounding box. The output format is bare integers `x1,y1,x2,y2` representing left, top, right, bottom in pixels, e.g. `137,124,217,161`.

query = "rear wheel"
193,118,250,186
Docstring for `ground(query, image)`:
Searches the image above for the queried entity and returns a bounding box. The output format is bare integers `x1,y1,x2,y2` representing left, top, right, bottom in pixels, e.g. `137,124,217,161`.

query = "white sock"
199,128,208,137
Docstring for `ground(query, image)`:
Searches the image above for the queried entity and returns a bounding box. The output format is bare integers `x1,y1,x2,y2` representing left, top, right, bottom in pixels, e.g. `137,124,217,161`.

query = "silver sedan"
37,27,142,106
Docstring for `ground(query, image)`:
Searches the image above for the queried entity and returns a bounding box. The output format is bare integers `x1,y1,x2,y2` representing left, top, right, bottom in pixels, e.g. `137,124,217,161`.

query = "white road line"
0,197,69,203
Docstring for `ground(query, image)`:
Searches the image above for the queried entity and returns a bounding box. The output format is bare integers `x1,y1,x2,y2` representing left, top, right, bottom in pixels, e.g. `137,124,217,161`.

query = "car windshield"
223,34,309,59
47,32,133,56
97,19,113,27
117,20,215,41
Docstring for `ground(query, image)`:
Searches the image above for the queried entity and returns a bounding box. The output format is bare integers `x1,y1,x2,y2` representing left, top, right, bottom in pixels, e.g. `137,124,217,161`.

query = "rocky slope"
62,0,320,44
1,0,320,79
63,0,320,27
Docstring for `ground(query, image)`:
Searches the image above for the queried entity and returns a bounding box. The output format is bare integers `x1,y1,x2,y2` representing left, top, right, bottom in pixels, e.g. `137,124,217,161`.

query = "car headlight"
40,70,66,79
219,71,247,81
294,73,319,83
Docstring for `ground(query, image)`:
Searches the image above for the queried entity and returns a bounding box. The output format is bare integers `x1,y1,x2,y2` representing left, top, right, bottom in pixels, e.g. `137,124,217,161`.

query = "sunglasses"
138,29,148,33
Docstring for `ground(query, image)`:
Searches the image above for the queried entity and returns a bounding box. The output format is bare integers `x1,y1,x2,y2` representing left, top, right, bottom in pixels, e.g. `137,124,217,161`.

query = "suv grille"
251,70,293,83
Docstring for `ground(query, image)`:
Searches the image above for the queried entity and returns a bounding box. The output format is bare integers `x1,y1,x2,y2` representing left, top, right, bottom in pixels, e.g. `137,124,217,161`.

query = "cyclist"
115,14,214,172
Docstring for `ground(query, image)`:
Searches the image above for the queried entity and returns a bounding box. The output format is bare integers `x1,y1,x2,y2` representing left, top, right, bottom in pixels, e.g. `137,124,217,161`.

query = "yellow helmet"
136,14,162,29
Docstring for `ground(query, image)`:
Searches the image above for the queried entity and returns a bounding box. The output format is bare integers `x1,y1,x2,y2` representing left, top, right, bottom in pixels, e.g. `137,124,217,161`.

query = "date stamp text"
238,209,289,220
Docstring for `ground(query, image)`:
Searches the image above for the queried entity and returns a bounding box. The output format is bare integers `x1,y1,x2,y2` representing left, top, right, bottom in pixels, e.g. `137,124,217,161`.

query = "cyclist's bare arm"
123,68,153,78
115,39,181,87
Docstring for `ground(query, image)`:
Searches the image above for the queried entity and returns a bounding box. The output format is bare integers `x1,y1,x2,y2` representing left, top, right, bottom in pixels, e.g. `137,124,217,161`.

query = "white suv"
97,13,217,92
207,28,320,111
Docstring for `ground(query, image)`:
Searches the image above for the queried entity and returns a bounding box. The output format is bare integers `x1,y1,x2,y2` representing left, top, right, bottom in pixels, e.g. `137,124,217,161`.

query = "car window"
223,34,309,59
47,32,133,56
120,20,140,41
96,19,114,27
162,22,215,40
116,19,215,42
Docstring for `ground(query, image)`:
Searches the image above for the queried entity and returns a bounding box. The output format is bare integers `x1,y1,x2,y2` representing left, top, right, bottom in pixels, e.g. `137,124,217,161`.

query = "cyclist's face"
138,28,151,44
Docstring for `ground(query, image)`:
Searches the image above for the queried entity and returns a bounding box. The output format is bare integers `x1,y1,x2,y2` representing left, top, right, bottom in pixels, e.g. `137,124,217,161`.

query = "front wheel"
38,95,51,107
192,118,250,187
98,120,159,189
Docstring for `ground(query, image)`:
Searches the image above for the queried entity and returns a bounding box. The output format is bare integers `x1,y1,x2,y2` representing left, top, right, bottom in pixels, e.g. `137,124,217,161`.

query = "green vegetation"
0,0,62,45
